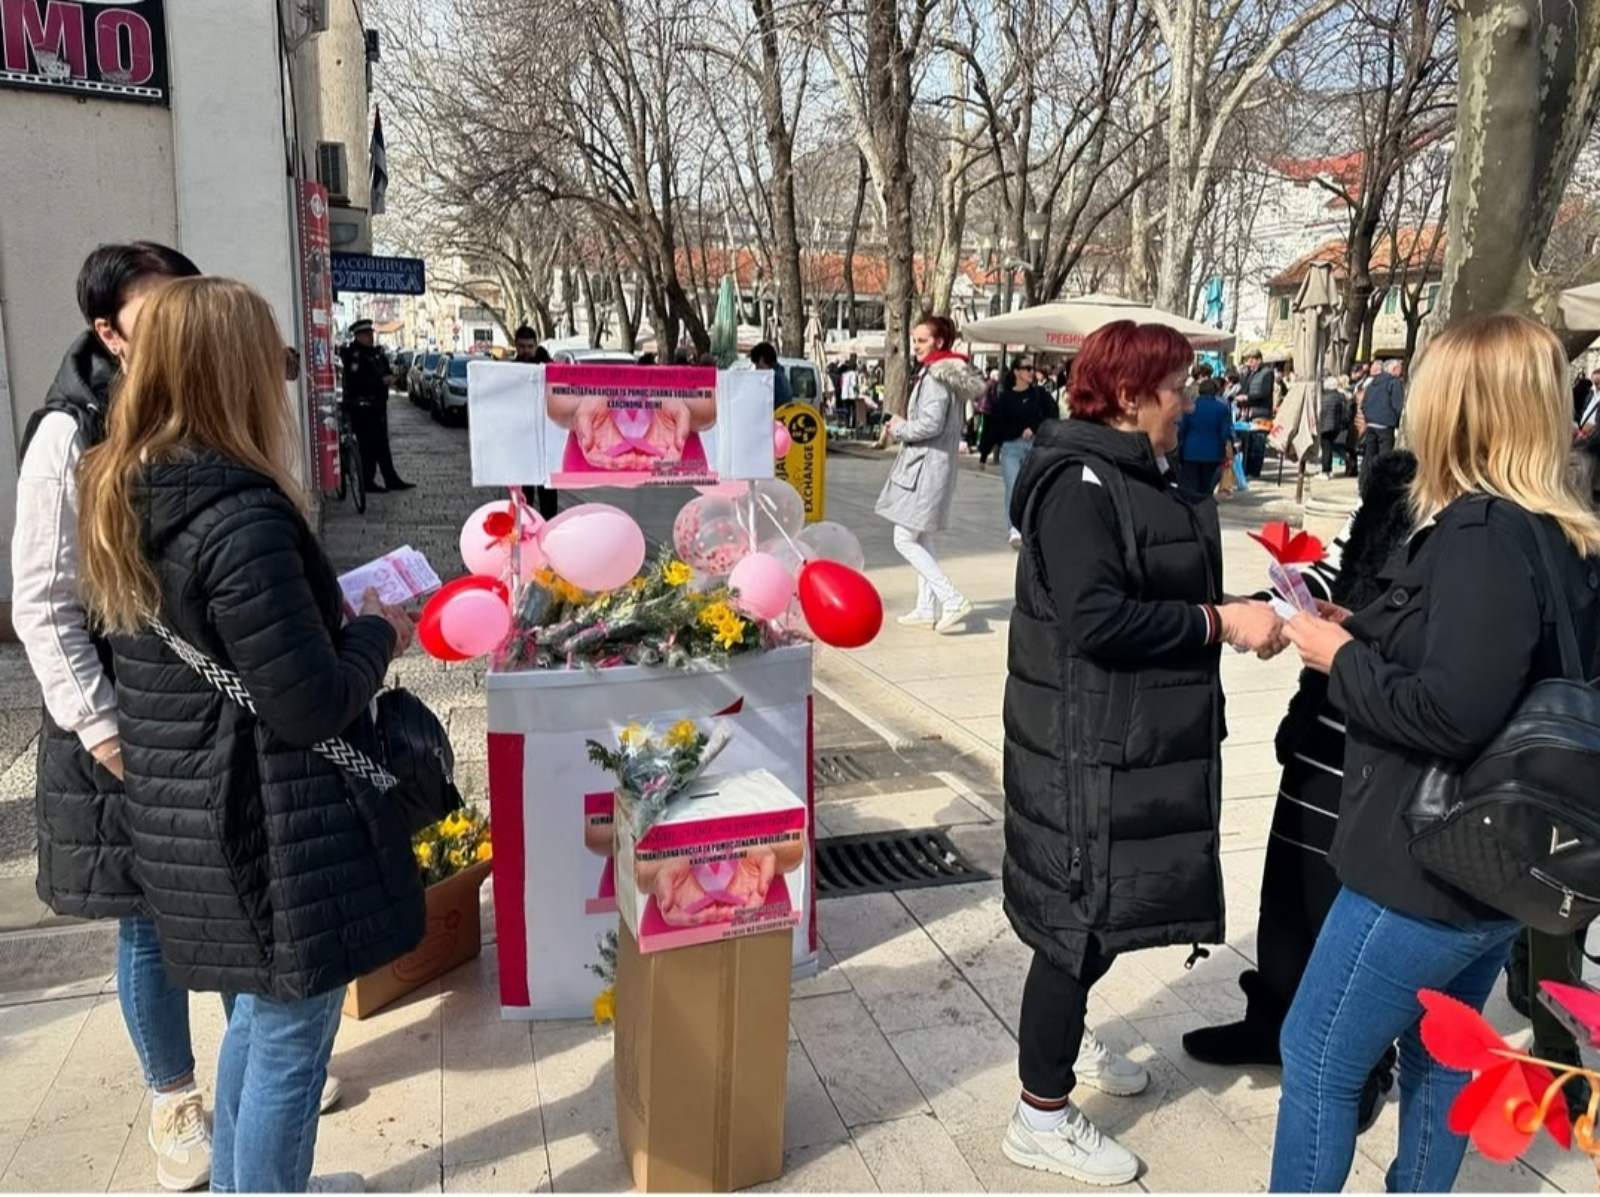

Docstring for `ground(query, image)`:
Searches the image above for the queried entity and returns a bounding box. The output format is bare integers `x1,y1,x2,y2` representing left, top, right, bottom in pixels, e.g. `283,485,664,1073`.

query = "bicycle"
333,405,366,514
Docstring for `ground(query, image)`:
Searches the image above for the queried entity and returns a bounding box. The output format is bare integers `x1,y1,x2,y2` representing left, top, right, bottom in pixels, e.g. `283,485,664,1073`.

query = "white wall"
0,93,178,606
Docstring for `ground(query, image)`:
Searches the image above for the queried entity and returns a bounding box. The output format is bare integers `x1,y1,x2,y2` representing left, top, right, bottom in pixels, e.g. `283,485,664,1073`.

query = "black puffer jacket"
111,451,424,998
1003,420,1225,975
22,334,139,918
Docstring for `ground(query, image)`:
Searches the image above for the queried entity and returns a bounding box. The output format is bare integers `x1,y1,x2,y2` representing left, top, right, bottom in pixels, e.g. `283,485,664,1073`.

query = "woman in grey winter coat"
875,315,987,633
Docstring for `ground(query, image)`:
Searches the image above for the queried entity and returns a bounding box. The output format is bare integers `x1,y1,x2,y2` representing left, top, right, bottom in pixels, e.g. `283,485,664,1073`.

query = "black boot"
1180,971,1284,1067
1536,1040,1594,1123
1356,1045,1397,1134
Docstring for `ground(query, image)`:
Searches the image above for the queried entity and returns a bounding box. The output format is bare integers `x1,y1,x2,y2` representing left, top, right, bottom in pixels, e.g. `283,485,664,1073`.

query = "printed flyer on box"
545,365,719,487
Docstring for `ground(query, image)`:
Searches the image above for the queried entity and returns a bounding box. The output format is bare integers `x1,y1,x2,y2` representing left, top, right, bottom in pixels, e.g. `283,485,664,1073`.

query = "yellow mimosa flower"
665,719,699,748
593,987,616,1025
663,560,693,587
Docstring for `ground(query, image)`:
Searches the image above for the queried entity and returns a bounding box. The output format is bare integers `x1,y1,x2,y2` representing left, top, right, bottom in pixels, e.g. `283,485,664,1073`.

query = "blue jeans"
1271,887,1519,1192
999,438,1032,535
212,988,346,1193
117,917,195,1090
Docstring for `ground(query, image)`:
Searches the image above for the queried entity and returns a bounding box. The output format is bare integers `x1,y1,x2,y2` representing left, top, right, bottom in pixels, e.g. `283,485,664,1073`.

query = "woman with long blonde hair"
78,276,421,1194
1274,313,1600,1191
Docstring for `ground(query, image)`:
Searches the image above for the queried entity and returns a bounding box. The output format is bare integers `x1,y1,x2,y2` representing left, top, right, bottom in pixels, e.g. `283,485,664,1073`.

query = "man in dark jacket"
339,320,414,493
512,325,558,519
1357,359,1404,494
12,242,237,1191
1181,451,1417,1130
1241,351,1277,422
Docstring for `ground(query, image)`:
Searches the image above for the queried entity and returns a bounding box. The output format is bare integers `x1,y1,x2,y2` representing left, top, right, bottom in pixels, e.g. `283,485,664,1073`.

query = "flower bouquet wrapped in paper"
586,718,733,837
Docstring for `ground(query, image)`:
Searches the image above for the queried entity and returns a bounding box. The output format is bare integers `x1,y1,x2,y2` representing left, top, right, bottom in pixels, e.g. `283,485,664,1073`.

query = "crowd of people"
12,240,1600,1196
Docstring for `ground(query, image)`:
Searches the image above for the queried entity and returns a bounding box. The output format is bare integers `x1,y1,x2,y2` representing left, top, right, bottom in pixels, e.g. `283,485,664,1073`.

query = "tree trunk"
751,0,806,357
864,0,915,415
1341,216,1380,373
1441,0,1600,329
843,154,868,338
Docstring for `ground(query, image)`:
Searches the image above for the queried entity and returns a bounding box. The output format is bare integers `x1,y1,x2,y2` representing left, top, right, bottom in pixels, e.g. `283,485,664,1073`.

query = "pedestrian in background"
980,356,1056,547
77,277,425,1194
1357,358,1405,495
10,242,231,1191
1176,371,1234,497
1317,380,1350,477
1274,313,1600,1192
339,319,413,494
750,341,792,408
999,319,1285,1186
877,315,983,634
512,325,557,519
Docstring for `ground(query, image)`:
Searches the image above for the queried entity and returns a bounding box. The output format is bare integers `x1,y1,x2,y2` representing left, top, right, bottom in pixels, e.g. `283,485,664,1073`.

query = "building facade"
0,0,377,633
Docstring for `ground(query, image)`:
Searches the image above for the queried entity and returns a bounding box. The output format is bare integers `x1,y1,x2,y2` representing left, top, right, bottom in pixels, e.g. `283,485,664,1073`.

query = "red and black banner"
0,0,169,104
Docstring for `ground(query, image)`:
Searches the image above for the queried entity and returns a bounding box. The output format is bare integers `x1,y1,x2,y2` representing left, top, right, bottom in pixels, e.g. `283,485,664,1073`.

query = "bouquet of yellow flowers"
413,808,492,887
503,549,791,672
586,718,731,836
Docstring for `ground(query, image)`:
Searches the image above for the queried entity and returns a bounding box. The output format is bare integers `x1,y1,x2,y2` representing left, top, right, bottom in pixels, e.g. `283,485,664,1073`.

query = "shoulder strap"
1081,454,1146,594
1513,509,1586,682
146,619,399,792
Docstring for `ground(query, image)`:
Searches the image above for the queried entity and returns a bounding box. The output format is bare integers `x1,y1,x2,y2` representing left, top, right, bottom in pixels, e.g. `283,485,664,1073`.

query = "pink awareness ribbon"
681,859,742,914
606,405,665,458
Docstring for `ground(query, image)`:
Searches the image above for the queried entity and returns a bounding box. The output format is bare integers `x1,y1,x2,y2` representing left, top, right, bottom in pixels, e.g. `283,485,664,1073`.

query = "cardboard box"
614,922,790,1192
343,860,491,1019
485,644,817,1019
615,769,807,954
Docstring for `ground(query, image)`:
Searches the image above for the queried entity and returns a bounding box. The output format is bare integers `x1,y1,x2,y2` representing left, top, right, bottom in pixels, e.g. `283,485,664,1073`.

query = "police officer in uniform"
339,319,413,493
512,324,558,519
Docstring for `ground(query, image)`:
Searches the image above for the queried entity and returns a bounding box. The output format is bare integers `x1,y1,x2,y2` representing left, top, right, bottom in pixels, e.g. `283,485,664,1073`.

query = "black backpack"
1405,508,1600,934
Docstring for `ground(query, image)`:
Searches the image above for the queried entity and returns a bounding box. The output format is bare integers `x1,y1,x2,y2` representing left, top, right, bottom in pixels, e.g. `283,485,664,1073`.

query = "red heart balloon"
417,575,509,662
796,560,883,648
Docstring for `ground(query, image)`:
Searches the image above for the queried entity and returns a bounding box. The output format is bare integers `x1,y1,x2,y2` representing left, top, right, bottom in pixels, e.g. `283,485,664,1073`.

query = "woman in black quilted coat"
77,278,423,1194
998,320,1285,1186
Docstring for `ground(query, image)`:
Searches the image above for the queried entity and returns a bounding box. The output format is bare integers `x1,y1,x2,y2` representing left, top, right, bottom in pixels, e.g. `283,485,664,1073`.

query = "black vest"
1001,420,1225,974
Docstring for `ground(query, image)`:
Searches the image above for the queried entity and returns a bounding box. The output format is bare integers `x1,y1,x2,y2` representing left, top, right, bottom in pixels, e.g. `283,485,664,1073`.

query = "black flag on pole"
370,106,388,216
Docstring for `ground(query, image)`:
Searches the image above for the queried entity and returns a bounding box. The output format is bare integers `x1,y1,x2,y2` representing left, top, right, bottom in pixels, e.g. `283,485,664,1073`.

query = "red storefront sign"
297,181,339,493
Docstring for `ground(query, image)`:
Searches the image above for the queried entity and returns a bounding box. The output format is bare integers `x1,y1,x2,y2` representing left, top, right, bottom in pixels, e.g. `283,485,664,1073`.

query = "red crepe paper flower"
1247,520,1326,565
1418,989,1572,1161
482,509,516,539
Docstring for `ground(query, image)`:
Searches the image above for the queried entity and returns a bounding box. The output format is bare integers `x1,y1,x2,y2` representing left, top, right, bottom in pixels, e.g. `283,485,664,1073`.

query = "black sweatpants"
1018,943,1117,1100
1358,427,1396,496
1177,459,1223,498
348,402,403,488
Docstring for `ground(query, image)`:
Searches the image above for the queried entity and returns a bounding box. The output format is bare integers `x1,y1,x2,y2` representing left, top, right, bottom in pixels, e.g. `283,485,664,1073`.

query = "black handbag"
1404,509,1600,935
149,620,463,835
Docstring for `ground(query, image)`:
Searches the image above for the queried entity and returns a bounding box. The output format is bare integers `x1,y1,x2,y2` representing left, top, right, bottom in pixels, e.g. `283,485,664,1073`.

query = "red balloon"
417,576,509,662
796,560,883,648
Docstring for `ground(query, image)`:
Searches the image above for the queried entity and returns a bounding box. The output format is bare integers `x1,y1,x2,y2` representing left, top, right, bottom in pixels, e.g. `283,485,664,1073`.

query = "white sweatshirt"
11,410,118,751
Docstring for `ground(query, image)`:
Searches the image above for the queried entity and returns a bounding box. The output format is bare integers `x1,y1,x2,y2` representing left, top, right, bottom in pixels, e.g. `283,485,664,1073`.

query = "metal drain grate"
815,752,874,785
814,828,989,897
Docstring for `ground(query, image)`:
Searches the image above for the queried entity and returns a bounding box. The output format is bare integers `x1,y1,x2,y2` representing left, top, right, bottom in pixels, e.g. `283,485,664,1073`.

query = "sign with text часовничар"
331,253,426,296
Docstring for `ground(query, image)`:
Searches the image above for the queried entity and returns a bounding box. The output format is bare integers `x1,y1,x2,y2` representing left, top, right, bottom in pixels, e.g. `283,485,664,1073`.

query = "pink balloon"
461,499,545,580
729,551,796,621
542,509,647,592
438,588,512,658
774,420,793,458
541,501,628,537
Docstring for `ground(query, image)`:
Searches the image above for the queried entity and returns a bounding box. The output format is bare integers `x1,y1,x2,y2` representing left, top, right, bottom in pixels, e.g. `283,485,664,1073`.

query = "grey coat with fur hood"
875,357,986,532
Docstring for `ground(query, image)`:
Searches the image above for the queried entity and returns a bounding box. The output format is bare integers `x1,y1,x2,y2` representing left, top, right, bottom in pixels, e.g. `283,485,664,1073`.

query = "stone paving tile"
849,1111,983,1193
833,927,996,1037
789,991,930,1129
1130,1009,1283,1124
530,1023,633,1194
952,1122,1138,1194
815,891,921,961
814,788,993,837
439,955,543,1172
785,1041,850,1152
1218,795,1274,855
749,1139,880,1192
886,1011,1019,1137
443,1151,553,1192
897,674,1006,721
791,946,851,1000
0,1122,126,1192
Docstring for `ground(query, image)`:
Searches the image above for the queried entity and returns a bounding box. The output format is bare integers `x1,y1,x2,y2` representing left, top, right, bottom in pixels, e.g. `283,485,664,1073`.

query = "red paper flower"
1417,989,1572,1161
482,509,516,539
1247,520,1326,565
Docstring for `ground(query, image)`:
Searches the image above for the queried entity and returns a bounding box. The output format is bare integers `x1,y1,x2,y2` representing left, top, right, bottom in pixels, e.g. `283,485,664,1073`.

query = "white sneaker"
934,598,974,634
1001,1102,1140,1186
1009,529,1022,549
320,1073,344,1114
308,1173,366,1193
148,1088,211,1192
1077,1029,1151,1096
896,609,938,627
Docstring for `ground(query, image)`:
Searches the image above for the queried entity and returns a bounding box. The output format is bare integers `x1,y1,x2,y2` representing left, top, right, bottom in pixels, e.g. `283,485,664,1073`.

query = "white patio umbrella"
1560,281,1600,331
960,292,1236,353
1272,263,1337,490
804,306,830,401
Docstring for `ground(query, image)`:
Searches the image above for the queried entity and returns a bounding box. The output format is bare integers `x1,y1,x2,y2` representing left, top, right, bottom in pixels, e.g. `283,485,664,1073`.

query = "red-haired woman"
999,320,1284,1185
875,315,987,632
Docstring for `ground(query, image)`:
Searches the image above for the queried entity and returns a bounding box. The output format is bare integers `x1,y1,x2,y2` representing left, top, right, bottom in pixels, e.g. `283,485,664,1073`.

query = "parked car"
409,351,444,408
434,354,489,425
392,349,414,394
547,347,639,365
